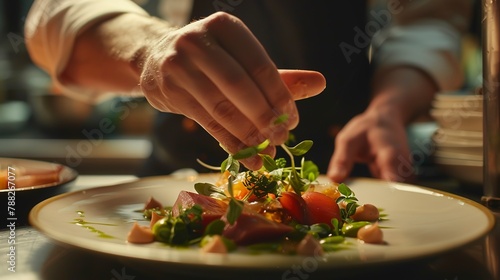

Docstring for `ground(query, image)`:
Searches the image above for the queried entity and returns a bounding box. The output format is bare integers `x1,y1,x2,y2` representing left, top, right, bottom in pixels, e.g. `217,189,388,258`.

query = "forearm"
368,66,438,125
60,13,173,95
24,0,157,101
370,0,472,97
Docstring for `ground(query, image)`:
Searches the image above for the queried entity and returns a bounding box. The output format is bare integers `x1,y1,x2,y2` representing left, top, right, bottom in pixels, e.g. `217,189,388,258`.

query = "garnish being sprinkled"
197,129,319,224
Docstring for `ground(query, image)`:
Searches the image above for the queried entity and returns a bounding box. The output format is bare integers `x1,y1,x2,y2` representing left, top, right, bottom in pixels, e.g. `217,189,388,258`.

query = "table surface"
1,175,499,280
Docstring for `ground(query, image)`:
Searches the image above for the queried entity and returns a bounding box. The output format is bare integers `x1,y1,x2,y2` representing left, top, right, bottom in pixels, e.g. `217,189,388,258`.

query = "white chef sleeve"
370,0,472,91
24,0,148,102
372,19,464,91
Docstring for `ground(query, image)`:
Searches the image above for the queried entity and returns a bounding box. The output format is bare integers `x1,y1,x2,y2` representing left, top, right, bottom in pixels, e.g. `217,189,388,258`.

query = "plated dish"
29,175,494,277
0,157,77,190
1,157,78,225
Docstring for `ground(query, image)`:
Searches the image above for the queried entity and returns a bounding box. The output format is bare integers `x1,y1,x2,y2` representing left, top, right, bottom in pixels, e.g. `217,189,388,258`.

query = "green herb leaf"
152,204,203,245
260,154,278,171
243,171,279,199
285,132,296,146
225,175,245,225
194,183,226,197
331,218,340,236
273,114,289,125
232,139,270,160
204,220,226,236
345,202,358,217
227,175,235,197
301,160,319,181
275,158,287,169
308,223,331,238
289,169,306,194
284,140,313,156
338,183,353,197
224,156,240,176
220,158,228,174
227,198,244,225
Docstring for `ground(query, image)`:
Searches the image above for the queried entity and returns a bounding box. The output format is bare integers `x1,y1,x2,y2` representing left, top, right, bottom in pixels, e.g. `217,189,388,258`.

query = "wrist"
369,66,438,125
62,13,174,94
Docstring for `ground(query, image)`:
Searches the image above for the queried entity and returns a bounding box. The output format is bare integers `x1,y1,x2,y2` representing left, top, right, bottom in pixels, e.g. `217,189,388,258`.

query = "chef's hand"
327,67,437,183
327,110,413,183
139,12,326,170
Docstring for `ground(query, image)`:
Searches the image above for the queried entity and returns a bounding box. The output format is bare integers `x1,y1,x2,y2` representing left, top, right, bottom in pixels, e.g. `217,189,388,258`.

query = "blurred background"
0,0,483,179
0,1,156,175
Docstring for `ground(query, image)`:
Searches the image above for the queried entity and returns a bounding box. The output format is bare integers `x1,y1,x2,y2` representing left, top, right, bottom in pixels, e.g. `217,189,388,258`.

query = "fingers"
375,146,415,183
327,114,373,182
141,12,327,170
327,131,364,183
327,113,415,183
278,70,326,100
160,49,269,148
373,148,399,182
183,13,295,145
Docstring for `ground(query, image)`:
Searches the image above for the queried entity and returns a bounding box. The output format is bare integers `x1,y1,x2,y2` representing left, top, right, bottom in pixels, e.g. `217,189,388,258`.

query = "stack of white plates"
430,92,483,185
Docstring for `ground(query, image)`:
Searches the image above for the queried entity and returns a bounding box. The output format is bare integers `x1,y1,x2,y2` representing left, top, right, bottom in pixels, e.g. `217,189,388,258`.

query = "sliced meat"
222,208,294,245
172,191,228,227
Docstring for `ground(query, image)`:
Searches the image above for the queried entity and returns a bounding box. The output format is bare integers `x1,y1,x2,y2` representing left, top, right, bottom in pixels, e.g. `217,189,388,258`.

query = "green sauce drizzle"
71,210,117,239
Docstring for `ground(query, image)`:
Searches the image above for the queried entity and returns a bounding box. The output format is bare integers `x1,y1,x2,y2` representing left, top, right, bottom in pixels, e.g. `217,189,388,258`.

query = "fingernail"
279,99,298,128
242,155,262,170
263,101,298,144
262,123,288,145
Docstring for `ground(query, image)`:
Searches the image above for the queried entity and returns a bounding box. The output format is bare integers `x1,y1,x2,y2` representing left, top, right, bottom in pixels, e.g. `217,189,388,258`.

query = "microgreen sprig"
280,140,314,194
336,183,359,223
195,114,318,225
220,138,317,224
225,175,245,225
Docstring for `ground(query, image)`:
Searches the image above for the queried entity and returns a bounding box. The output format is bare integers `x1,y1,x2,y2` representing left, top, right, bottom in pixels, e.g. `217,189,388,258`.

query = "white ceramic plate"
430,109,482,131
432,133,483,157
29,175,494,277
434,156,483,185
434,128,482,141
432,95,483,112
433,150,482,161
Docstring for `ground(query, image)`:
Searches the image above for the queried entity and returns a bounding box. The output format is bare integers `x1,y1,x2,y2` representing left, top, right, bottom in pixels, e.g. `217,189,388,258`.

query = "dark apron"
139,0,371,176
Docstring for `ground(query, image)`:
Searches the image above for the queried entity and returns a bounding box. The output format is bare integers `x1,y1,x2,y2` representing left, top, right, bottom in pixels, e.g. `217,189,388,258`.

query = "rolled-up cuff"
372,19,464,91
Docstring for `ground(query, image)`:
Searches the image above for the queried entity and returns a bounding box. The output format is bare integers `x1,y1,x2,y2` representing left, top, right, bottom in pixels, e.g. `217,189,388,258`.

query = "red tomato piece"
278,192,310,224
302,192,341,226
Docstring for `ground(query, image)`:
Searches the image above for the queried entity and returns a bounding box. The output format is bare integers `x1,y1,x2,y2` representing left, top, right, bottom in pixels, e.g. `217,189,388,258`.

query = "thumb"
279,69,326,100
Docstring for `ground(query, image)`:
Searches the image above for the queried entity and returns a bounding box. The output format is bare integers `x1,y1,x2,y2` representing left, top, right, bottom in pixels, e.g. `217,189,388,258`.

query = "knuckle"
242,127,262,145
204,118,225,135
173,26,215,53
139,72,158,93
334,131,351,146
212,99,237,121
250,63,276,81
175,31,201,48
206,12,241,28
